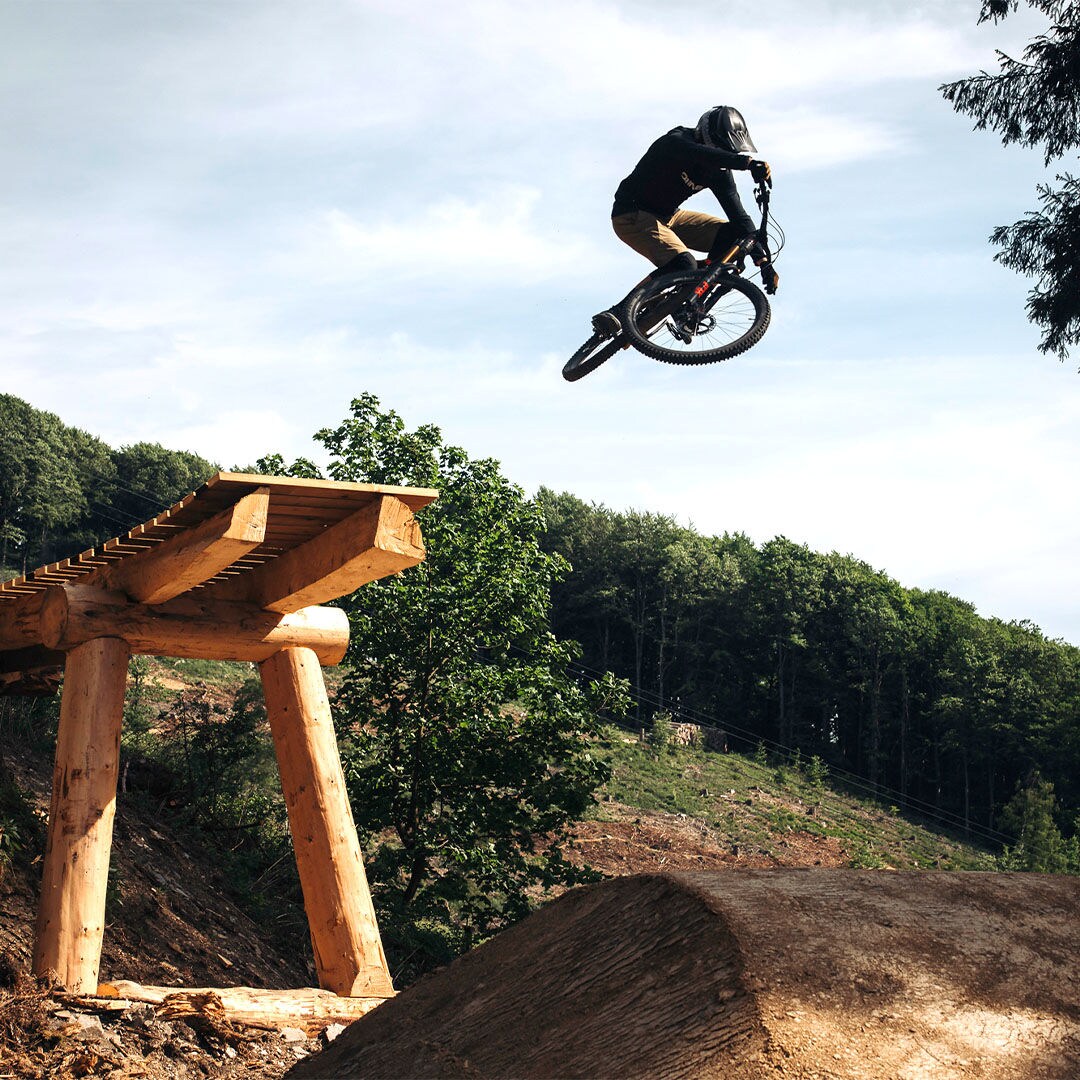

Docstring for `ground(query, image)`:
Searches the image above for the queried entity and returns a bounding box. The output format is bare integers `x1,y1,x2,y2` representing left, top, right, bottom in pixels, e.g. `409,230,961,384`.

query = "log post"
33,636,130,992
259,647,394,998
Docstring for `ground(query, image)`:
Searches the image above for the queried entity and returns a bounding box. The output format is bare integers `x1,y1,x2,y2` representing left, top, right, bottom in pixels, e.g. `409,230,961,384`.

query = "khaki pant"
611,209,726,267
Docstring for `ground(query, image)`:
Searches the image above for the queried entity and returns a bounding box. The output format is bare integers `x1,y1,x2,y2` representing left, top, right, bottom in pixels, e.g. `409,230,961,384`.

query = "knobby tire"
562,331,624,382
624,270,770,365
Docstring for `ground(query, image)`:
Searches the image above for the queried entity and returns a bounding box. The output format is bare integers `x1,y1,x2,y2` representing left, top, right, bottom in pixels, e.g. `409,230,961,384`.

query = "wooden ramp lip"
0,472,438,621
206,471,439,510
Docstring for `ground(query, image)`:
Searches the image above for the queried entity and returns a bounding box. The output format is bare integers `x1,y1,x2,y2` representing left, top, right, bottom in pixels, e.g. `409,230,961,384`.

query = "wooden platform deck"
0,472,436,605
3,471,437,1000
0,471,438,693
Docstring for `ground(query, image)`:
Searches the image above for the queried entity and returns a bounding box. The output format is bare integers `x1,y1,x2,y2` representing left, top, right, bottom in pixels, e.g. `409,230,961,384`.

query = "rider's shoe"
591,309,622,337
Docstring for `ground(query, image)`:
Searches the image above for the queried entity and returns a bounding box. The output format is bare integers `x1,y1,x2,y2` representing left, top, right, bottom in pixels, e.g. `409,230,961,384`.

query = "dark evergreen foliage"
940,0,1080,360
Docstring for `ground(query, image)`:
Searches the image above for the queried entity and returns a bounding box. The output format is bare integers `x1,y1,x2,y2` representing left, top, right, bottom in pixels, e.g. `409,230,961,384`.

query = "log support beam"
259,647,394,998
33,636,130,993
215,494,425,613
39,586,350,666
98,487,270,604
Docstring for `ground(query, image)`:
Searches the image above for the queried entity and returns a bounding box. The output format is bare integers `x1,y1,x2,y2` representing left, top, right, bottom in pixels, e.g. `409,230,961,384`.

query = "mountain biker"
592,105,778,337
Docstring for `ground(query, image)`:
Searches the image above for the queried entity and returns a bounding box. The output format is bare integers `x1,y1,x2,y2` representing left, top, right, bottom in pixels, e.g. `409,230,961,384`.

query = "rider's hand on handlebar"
749,159,772,187
758,261,779,295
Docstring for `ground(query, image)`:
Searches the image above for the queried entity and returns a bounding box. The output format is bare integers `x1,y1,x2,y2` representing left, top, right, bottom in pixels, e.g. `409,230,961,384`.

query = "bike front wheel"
624,270,770,365
562,331,624,382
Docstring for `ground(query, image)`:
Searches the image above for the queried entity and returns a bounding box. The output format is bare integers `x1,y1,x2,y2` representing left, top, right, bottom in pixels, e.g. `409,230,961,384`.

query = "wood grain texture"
0,590,47,650
39,586,349,665
208,494,425,613
96,981,390,1035
260,648,394,998
96,488,269,604
33,637,131,993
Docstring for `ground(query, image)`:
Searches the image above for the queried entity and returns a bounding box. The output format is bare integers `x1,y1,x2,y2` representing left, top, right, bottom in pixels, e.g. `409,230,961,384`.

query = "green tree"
536,488,623,671
752,538,826,748
941,0,1080,361
261,396,628,971
999,771,1070,871
0,395,85,571
111,442,216,524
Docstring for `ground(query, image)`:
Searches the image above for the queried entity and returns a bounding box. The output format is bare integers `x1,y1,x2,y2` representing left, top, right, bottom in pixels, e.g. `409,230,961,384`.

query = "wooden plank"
97,488,269,605
33,636,130,993
211,494,427,614
205,471,438,511
39,586,350,665
258,503,354,520
95,982,389,1035
2,476,437,604
260,648,395,998
102,539,157,554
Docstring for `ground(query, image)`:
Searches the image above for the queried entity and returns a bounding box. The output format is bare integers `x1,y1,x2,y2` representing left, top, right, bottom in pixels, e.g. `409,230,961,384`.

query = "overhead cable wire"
542,647,1014,847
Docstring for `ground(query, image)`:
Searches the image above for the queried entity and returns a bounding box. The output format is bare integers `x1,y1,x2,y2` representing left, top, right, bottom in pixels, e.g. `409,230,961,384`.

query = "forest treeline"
2,394,1076,846
537,489,1080,839
0,394,216,574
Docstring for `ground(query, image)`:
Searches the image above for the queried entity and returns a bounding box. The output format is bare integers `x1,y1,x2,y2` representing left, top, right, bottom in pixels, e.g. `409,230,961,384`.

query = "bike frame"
562,183,774,381
687,183,771,315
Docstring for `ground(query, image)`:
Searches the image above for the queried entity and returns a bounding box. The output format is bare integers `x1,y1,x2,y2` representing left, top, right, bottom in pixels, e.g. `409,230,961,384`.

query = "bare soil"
0,739,327,1079
290,871,1080,1080
2,722,1076,1079
564,801,847,875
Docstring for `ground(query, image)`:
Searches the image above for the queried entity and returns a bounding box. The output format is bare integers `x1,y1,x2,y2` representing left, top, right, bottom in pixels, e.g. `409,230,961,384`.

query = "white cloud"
289,186,603,286
2,0,1078,650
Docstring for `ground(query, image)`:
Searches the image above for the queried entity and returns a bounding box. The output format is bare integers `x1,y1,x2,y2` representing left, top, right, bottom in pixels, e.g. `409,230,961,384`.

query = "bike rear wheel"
562,331,624,382
624,270,770,365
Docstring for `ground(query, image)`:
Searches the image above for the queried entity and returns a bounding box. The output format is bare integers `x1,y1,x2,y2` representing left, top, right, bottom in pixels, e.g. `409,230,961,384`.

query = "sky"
2,0,1078,644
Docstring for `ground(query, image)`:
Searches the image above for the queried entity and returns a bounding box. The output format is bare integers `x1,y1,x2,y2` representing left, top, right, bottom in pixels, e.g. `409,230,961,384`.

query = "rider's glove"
749,159,772,186
759,261,779,295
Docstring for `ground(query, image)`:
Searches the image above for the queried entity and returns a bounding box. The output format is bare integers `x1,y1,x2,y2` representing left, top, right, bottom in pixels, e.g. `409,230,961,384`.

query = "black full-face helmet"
695,106,758,155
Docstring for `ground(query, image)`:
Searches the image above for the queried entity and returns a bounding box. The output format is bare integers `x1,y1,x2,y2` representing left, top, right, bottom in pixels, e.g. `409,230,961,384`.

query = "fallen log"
95,981,392,1036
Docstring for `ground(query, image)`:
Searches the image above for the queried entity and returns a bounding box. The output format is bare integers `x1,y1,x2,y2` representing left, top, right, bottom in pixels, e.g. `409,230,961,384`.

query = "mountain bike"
562,183,781,382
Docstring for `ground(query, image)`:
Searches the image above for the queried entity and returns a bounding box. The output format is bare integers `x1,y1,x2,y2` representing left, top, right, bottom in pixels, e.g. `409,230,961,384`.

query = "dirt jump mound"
290,870,1079,1079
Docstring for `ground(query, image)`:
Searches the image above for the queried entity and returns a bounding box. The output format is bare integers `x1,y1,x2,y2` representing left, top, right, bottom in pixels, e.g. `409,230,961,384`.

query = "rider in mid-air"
593,105,778,337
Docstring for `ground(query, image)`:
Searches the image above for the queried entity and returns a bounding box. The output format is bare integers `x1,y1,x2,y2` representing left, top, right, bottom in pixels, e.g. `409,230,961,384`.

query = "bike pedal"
666,321,693,345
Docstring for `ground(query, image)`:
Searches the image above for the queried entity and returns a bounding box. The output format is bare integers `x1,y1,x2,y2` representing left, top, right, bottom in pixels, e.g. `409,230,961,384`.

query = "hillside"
572,725,995,875
0,727,322,1078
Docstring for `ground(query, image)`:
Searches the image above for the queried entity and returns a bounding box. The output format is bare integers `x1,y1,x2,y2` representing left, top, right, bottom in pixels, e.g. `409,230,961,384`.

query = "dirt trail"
289,870,1080,1080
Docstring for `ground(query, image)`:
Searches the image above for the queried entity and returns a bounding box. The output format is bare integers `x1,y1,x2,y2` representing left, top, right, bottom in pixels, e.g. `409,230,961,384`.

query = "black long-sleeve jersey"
612,126,756,235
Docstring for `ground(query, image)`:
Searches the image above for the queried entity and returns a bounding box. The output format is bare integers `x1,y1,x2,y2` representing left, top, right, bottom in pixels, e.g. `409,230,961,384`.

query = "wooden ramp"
0,471,437,1016
1,471,437,689
288,870,1080,1080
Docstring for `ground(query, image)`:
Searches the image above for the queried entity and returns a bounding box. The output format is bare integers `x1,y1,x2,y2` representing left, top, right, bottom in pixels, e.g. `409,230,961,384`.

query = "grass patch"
591,725,996,871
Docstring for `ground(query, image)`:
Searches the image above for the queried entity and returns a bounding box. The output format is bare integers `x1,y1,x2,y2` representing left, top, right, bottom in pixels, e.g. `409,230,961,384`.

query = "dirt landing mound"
289,870,1080,1080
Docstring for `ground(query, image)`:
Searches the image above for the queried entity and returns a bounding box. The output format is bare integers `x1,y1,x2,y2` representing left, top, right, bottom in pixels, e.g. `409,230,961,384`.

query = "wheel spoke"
623,270,771,365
